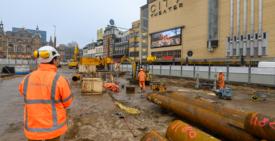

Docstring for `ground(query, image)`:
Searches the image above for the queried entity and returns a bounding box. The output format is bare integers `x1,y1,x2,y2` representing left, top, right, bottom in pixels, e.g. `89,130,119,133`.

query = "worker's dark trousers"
28,136,61,141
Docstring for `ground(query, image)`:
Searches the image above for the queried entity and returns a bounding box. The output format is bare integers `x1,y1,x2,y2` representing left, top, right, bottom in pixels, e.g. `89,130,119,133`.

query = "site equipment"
68,46,79,69
120,56,137,80
147,94,258,141
150,82,166,93
213,72,232,100
166,120,220,141
168,92,275,141
244,112,275,141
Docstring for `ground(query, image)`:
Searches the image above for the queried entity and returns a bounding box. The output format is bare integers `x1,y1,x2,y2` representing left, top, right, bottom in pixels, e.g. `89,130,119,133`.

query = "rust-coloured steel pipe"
244,112,275,141
168,92,247,125
166,120,220,141
140,130,168,141
147,94,258,141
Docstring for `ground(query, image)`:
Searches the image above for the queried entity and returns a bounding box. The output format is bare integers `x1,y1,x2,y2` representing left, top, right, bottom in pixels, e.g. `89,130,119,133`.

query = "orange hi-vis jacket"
18,64,73,140
217,73,225,89
138,71,146,82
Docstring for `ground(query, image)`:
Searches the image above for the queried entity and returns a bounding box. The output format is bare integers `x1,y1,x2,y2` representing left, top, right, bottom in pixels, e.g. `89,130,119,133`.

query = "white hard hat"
217,70,223,73
37,46,60,63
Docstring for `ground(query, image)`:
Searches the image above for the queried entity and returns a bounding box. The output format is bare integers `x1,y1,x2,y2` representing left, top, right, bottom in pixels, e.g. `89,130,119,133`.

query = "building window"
262,47,266,56
255,33,258,39
233,48,236,56
254,47,258,56
246,48,250,57
227,51,230,57
240,49,243,56
263,32,267,39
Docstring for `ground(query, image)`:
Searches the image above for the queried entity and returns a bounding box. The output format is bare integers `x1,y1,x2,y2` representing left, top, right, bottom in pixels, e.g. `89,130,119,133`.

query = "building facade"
95,39,104,57
140,4,149,62
83,42,97,57
103,25,125,57
0,21,42,59
148,0,275,65
12,27,47,46
113,31,129,62
129,20,141,61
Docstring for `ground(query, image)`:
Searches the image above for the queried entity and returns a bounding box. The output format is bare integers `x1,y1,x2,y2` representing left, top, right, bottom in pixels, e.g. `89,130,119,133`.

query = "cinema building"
148,0,275,65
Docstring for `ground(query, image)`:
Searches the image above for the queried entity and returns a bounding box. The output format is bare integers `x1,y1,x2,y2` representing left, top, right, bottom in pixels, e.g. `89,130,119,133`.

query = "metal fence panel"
119,64,275,86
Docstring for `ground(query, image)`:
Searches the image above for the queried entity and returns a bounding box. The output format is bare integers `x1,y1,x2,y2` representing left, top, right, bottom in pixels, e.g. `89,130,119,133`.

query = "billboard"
151,27,182,48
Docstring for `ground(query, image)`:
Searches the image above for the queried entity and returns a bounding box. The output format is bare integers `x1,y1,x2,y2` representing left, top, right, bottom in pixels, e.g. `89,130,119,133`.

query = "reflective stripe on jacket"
18,64,72,140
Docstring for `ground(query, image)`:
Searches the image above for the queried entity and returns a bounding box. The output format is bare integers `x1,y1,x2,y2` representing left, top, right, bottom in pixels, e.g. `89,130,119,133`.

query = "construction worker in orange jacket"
217,71,225,89
18,46,73,141
138,67,146,91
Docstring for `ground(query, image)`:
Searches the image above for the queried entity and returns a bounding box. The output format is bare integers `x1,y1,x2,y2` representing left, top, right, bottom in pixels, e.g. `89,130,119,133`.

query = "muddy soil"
1,68,275,141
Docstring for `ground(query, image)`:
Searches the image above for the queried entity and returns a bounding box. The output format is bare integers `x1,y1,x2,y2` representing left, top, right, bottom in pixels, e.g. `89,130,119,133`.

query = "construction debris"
81,78,103,95
252,92,268,101
126,86,135,94
168,92,247,123
150,82,167,93
115,102,141,115
147,94,258,141
104,82,120,93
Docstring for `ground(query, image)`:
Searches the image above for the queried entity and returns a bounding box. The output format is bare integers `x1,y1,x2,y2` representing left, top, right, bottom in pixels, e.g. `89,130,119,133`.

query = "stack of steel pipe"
140,130,168,141
169,93,275,141
166,120,220,141
147,93,259,141
140,120,220,141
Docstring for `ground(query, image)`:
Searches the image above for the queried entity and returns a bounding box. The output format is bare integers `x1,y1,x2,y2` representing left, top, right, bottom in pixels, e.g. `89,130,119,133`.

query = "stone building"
0,21,43,59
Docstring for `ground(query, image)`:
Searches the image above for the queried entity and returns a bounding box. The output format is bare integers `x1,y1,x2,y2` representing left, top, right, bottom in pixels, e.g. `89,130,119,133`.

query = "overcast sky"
0,0,146,48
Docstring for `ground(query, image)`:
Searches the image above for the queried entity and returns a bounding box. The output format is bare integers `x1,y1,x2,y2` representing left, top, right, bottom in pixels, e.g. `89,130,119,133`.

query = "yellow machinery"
79,57,113,70
147,55,157,64
71,57,114,82
120,55,157,84
68,46,79,69
121,56,137,80
150,82,166,93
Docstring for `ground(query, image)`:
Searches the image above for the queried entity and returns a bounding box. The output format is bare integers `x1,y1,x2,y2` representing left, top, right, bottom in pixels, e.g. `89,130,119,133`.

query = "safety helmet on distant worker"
217,70,223,73
33,46,60,63
140,68,144,71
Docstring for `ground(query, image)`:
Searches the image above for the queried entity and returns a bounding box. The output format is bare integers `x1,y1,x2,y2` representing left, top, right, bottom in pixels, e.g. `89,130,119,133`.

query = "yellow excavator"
79,56,113,70
68,46,79,69
120,55,157,84
120,56,137,80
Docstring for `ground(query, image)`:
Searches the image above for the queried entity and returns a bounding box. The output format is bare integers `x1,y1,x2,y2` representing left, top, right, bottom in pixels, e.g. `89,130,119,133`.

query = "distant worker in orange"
217,71,225,89
138,67,146,92
18,46,73,141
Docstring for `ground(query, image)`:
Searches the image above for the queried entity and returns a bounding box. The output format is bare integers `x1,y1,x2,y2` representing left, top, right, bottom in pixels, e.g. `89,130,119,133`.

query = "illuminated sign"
151,27,182,48
150,0,183,18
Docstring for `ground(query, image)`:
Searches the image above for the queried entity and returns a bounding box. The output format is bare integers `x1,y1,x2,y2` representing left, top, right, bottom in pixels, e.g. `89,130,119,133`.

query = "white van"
258,61,275,68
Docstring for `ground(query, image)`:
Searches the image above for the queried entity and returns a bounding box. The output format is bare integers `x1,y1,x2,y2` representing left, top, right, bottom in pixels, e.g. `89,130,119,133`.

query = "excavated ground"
0,68,275,141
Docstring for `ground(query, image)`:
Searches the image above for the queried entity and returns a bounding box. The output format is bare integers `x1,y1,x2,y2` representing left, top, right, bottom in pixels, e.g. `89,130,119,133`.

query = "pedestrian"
18,46,73,141
138,67,146,92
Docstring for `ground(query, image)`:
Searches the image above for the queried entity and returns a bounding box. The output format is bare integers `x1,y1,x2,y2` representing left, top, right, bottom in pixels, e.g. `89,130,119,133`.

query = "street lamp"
53,25,56,48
